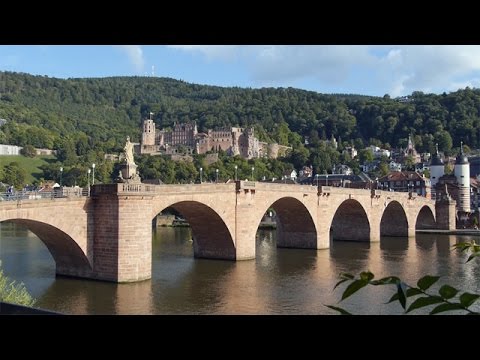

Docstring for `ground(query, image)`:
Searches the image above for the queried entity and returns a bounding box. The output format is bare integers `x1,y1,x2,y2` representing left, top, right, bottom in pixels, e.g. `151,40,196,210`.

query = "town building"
378,171,430,197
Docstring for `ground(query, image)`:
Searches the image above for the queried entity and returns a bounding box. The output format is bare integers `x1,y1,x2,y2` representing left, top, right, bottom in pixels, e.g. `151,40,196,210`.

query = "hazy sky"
1,45,480,97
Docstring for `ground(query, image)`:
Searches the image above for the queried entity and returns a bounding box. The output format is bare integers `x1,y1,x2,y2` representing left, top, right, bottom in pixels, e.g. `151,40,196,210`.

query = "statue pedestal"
116,163,141,183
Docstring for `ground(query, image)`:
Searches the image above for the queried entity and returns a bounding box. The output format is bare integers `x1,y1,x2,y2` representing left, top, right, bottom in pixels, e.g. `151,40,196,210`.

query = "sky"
1,45,480,97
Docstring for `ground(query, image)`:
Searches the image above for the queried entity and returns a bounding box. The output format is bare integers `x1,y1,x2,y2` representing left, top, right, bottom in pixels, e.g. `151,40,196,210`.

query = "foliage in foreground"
0,267,36,307
327,241,480,315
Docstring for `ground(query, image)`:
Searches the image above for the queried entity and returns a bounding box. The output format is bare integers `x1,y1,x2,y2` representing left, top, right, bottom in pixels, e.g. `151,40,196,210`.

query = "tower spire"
435,142,439,155
460,141,464,154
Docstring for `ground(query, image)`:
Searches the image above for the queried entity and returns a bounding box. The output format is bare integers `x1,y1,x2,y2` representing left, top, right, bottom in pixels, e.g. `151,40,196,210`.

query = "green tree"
378,162,389,176
1,162,26,189
358,148,373,164
403,155,415,171
0,266,36,307
20,144,36,158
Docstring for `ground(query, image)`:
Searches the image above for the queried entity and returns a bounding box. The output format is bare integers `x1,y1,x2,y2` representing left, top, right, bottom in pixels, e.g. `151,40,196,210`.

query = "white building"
0,144,22,155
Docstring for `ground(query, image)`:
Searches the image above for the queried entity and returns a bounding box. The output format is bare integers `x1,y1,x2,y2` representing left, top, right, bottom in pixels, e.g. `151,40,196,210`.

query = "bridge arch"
261,197,318,249
415,205,436,229
331,199,370,241
1,219,92,277
152,201,235,260
381,200,408,237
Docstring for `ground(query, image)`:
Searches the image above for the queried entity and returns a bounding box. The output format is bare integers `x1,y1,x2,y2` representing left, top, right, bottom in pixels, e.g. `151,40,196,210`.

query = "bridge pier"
435,197,456,230
91,184,153,282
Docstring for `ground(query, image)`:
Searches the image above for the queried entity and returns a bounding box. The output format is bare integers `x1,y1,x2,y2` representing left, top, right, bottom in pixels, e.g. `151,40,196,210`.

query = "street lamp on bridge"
216,168,219,183
251,166,255,181
87,169,91,196
199,167,203,183
92,163,96,185
234,165,238,181
60,167,63,187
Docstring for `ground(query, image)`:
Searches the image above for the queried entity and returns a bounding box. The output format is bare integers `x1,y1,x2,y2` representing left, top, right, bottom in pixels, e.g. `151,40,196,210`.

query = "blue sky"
1,45,480,97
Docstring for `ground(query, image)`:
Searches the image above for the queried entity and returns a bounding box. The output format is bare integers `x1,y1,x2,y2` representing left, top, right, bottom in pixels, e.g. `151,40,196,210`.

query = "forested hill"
1,70,480,156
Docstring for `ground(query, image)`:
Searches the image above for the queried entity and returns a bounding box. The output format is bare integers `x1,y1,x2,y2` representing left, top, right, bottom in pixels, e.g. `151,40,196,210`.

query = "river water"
1,223,479,315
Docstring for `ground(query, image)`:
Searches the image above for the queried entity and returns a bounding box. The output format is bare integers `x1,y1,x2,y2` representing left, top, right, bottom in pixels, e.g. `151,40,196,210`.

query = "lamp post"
216,168,219,183
92,163,96,185
315,174,319,187
199,167,203,183
87,169,91,196
60,167,63,187
326,174,328,186
234,165,238,181
251,166,255,181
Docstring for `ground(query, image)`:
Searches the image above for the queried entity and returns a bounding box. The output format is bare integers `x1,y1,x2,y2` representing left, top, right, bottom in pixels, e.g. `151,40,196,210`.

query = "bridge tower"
435,184,457,230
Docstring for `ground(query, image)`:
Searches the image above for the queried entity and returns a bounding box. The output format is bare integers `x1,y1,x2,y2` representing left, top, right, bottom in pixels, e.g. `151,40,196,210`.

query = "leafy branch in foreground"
326,242,480,315
453,240,480,263
0,267,36,307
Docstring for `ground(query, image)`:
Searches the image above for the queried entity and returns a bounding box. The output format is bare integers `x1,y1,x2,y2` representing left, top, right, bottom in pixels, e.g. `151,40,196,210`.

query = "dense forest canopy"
2,71,480,152
0,71,479,185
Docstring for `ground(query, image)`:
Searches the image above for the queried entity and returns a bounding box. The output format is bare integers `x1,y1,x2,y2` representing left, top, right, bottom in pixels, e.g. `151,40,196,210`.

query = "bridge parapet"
91,183,157,196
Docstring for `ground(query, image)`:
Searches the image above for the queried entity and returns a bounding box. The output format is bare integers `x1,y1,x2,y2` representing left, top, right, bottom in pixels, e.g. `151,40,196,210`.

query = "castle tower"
454,141,471,212
141,118,156,146
430,143,444,200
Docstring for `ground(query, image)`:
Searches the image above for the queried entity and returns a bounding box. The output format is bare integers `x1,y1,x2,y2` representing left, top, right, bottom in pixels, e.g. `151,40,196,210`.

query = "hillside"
0,70,479,161
0,155,56,184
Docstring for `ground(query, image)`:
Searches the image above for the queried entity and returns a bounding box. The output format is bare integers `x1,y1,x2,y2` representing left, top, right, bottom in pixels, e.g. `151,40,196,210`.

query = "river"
1,223,479,314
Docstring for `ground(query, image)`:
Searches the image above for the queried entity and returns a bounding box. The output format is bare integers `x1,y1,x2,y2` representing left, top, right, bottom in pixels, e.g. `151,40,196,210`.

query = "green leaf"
386,285,418,303
333,278,351,290
452,242,471,252
397,282,407,310
438,285,459,299
417,275,440,291
460,292,480,308
371,276,400,285
341,279,368,301
360,271,374,282
406,288,423,297
387,292,399,304
406,296,443,313
325,305,352,315
466,253,480,263
339,273,354,280
430,303,465,315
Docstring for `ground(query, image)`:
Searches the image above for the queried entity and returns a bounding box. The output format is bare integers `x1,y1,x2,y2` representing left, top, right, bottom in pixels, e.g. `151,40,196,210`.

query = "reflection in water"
2,223,480,314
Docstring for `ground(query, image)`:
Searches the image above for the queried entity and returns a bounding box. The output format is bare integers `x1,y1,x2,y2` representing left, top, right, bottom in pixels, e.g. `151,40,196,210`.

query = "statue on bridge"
124,136,135,165
116,136,141,184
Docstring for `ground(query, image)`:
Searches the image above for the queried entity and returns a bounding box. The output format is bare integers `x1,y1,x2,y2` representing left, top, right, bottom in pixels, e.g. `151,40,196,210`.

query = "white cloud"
380,45,480,96
114,45,145,72
167,45,480,96
248,45,373,84
167,45,240,61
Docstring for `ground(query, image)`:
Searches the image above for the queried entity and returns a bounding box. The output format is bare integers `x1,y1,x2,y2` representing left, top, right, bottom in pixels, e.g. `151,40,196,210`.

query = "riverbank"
0,301,61,315
417,229,480,235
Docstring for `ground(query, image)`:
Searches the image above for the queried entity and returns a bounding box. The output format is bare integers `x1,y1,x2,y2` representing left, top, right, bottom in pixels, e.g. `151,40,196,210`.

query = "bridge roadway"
0,181,452,282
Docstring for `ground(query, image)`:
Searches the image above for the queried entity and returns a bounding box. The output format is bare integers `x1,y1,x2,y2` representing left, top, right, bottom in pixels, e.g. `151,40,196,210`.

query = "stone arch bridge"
0,182,455,283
